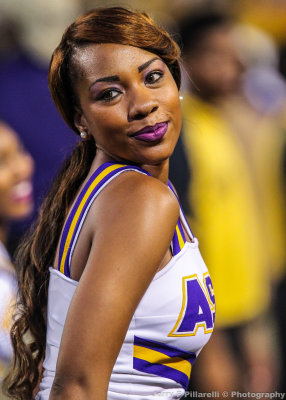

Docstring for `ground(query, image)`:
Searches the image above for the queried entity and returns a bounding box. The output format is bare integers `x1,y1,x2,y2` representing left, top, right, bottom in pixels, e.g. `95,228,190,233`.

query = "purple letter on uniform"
177,278,213,333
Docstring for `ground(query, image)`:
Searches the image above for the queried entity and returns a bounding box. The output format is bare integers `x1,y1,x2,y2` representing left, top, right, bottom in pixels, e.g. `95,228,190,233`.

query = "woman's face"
74,43,181,166
0,123,34,222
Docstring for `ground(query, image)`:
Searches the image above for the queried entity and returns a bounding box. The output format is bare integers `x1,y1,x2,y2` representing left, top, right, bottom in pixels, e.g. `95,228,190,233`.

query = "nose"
127,86,159,122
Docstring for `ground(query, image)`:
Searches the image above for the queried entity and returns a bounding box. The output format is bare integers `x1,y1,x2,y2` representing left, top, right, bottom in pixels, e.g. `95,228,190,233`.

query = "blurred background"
0,0,286,399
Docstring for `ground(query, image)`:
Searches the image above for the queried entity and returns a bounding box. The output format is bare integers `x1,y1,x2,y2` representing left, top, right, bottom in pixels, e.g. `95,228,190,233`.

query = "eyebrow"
89,57,160,90
138,57,160,72
92,75,120,85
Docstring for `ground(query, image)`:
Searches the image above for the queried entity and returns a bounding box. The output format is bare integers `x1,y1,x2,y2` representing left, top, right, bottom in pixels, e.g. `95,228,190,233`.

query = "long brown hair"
3,7,181,399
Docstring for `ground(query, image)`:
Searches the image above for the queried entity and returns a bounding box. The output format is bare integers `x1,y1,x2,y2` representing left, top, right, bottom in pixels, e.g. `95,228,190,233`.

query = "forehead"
74,43,161,80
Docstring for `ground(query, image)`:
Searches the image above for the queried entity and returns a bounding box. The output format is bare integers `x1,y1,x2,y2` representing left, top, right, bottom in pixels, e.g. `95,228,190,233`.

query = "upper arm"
52,173,179,398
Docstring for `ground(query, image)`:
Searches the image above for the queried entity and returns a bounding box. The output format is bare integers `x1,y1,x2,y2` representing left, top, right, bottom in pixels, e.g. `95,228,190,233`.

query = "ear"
74,107,88,134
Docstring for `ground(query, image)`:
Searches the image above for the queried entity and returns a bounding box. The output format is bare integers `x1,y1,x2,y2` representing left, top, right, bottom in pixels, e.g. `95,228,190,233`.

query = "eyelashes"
98,88,122,102
144,70,164,84
96,69,165,103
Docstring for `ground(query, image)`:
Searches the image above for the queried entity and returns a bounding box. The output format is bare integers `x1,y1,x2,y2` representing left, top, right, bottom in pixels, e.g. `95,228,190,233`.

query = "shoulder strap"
168,180,195,256
58,162,150,277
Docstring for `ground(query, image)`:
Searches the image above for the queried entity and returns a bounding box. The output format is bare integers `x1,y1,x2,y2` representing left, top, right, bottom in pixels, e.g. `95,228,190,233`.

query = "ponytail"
3,136,96,400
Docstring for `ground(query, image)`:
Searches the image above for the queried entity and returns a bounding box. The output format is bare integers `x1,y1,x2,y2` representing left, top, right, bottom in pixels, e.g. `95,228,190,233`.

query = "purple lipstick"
132,122,168,142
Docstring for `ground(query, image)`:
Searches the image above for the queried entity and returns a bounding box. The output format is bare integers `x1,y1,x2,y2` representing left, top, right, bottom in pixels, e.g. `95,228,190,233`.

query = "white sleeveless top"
36,163,215,400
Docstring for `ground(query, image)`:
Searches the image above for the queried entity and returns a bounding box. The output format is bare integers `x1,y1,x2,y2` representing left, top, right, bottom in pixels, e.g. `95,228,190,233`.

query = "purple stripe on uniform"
172,228,181,256
168,180,187,255
177,219,186,243
134,336,196,362
58,188,83,272
167,180,178,199
133,358,189,390
62,185,99,277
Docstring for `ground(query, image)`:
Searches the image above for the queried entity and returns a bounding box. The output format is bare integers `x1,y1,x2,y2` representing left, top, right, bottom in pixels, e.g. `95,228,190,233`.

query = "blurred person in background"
0,0,80,254
221,21,286,395
0,120,34,398
173,8,286,397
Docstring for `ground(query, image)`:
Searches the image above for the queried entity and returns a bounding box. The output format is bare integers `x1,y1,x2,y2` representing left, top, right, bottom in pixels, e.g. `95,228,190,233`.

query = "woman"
0,121,34,388
4,7,215,400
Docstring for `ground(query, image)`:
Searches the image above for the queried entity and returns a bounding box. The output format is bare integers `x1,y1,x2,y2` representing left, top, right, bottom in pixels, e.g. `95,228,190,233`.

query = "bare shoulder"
93,170,180,229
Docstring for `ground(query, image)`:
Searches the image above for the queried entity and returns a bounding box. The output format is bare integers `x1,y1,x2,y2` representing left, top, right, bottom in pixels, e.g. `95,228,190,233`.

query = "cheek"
85,105,126,140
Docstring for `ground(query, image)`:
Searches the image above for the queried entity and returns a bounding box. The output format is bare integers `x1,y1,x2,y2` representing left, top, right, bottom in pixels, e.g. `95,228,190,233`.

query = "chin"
134,143,176,165
7,203,34,221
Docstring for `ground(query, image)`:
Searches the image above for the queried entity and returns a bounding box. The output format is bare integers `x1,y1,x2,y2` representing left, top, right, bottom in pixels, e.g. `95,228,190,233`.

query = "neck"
141,159,169,184
92,147,170,185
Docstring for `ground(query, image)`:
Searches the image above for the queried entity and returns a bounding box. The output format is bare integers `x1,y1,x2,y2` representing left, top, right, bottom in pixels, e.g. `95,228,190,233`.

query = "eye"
98,88,122,102
145,71,164,85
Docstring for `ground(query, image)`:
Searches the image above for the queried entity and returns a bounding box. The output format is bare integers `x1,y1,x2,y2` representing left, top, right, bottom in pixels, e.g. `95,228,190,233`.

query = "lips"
131,122,168,142
10,180,33,203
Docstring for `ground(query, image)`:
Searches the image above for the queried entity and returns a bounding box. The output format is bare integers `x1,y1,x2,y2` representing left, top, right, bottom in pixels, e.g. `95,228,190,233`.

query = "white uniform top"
36,163,215,400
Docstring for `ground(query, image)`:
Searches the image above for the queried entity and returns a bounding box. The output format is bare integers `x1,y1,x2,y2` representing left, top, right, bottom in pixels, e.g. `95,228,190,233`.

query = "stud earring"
179,95,183,100
80,131,88,139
